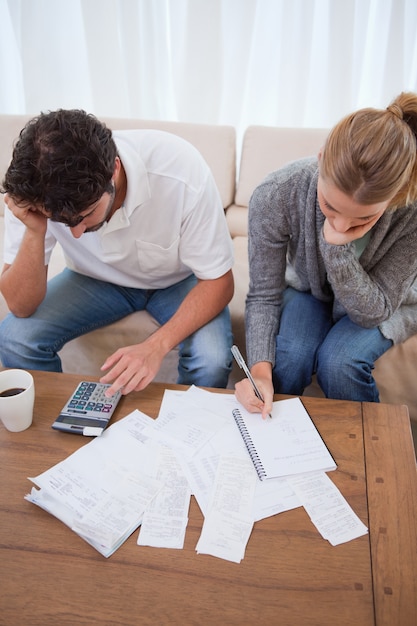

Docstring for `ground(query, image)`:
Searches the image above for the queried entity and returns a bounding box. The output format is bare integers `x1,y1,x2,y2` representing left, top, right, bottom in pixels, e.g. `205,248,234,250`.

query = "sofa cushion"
227,126,329,237
373,337,417,416
236,125,329,207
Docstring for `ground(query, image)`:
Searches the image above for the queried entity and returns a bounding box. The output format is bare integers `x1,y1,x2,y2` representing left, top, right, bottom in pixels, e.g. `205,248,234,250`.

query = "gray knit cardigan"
245,157,417,368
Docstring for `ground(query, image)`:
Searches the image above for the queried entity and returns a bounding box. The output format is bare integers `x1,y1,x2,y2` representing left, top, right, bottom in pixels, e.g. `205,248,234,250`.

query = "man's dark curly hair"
1,109,117,222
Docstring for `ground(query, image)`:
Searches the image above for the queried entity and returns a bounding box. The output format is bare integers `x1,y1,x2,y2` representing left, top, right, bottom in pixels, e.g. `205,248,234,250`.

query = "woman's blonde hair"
320,92,417,209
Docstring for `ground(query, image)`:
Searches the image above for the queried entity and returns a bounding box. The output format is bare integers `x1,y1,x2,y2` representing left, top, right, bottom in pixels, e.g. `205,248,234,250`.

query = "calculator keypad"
68,382,118,414
53,381,122,435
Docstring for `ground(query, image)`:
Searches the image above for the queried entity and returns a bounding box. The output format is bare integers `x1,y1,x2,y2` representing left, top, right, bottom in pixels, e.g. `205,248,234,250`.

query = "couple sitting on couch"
1,92,417,420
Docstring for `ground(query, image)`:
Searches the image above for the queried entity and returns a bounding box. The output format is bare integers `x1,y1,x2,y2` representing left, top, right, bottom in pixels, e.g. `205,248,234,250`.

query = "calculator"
52,381,122,436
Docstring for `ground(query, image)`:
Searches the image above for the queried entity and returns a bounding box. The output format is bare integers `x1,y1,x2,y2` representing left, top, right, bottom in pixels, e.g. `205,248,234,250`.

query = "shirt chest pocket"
136,237,182,277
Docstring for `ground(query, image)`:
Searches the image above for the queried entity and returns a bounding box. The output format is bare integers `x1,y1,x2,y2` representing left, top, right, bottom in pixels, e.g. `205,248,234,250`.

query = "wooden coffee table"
1,370,416,626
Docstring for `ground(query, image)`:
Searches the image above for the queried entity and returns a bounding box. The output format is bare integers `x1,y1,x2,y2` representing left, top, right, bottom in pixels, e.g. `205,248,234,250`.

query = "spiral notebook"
232,397,336,481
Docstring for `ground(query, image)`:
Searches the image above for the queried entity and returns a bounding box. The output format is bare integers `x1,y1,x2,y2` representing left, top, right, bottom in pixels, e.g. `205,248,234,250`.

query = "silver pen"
231,345,272,418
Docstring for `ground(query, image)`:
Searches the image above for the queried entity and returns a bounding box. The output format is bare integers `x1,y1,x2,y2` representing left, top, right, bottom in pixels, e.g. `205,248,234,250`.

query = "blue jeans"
0,269,233,388
272,287,393,402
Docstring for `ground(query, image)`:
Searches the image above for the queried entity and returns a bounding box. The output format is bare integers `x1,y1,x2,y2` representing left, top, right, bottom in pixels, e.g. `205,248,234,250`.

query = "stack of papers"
26,411,168,557
26,386,367,561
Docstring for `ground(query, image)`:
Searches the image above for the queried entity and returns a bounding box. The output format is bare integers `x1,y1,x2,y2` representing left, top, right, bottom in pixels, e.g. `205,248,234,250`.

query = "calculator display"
58,415,106,427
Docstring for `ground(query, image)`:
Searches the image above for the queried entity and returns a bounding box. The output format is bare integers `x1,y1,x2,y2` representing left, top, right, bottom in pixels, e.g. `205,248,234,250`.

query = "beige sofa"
1,115,416,421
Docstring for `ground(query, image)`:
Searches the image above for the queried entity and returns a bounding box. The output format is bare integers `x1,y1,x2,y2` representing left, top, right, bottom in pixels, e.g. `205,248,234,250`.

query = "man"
0,109,234,396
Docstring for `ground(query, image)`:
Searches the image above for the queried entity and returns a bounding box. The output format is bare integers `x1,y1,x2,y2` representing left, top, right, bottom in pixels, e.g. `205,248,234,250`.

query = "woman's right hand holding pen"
234,361,274,420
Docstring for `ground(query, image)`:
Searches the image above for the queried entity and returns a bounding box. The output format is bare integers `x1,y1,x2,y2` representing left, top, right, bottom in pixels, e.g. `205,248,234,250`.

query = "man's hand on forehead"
4,193,48,233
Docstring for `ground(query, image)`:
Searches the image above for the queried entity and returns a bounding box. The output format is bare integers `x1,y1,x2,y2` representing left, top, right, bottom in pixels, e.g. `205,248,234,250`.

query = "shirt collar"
113,131,151,216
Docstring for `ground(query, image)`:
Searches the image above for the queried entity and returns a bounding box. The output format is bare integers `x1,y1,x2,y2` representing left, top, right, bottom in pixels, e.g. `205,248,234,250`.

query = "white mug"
0,369,35,432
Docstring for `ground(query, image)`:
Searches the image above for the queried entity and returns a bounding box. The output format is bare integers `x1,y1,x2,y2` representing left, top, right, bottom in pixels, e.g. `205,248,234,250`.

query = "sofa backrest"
227,125,330,237
0,115,236,216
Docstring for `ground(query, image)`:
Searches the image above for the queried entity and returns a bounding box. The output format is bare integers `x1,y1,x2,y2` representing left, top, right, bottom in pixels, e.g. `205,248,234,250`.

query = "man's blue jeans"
0,269,233,388
272,287,393,402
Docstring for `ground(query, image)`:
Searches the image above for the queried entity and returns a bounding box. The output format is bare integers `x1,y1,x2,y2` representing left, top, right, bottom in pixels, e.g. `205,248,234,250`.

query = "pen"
231,345,272,419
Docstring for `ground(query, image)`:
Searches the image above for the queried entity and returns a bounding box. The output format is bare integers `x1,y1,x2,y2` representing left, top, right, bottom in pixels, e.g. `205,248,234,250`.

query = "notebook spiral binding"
232,409,268,480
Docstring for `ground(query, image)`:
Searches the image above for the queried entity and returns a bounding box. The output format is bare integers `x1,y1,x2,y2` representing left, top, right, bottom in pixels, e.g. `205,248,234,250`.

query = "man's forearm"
0,229,48,317
146,270,234,355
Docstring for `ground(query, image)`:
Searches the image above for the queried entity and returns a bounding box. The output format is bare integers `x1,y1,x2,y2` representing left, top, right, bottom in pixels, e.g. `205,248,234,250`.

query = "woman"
235,92,417,419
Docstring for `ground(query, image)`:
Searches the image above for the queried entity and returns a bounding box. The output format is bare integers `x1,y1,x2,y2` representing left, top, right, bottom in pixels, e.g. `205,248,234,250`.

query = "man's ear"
113,156,121,178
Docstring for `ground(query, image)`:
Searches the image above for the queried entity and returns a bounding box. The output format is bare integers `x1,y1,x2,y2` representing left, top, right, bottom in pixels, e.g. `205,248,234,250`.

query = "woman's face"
317,176,389,243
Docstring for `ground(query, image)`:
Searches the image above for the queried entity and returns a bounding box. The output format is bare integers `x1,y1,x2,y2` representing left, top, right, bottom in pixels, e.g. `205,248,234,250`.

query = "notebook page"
233,397,336,480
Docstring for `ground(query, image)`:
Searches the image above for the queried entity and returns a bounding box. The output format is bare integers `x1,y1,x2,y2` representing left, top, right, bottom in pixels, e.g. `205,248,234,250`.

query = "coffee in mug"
0,369,35,432
0,387,26,397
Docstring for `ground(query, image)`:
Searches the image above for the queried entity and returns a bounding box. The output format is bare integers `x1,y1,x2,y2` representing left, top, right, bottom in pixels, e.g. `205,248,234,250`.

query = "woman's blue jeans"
0,269,233,388
272,287,393,402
